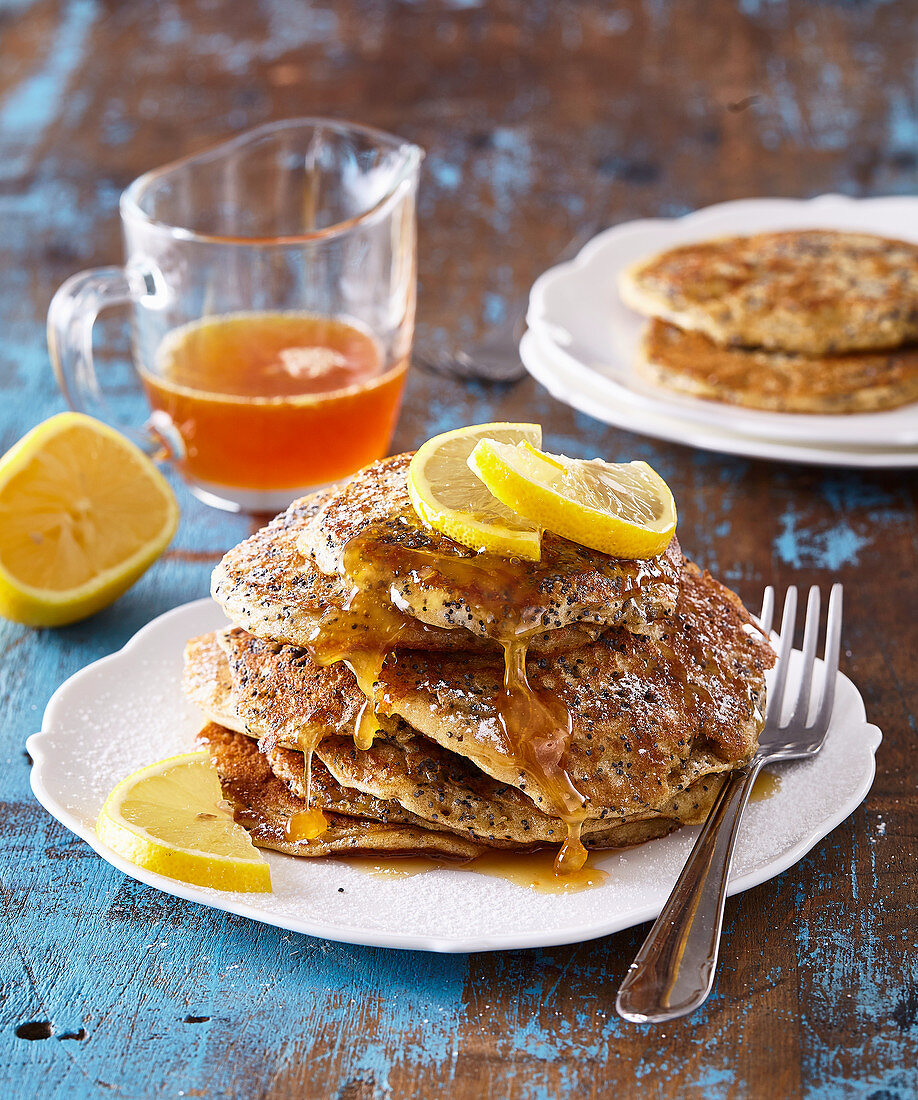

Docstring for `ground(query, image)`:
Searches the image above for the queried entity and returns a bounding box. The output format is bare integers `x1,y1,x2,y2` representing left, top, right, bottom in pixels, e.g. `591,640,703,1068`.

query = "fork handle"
616,759,763,1022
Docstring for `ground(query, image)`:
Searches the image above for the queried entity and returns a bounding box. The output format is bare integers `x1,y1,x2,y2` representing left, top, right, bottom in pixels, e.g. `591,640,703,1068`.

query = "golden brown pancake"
640,319,918,413
186,563,773,831
184,628,734,846
184,630,566,843
199,722,722,859
620,229,918,355
298,453,683,642
211,491,608,655
376,564,773,822
197,722,488,859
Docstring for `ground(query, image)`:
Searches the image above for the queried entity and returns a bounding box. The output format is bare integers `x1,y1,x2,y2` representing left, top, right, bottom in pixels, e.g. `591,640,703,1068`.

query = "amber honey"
140,312,407,491
342,850,610,894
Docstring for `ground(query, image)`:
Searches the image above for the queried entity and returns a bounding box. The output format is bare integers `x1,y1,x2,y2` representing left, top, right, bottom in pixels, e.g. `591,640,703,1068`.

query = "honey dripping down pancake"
183,625,749,849
207,446,771,879
298,523,678,874
292,452,684,873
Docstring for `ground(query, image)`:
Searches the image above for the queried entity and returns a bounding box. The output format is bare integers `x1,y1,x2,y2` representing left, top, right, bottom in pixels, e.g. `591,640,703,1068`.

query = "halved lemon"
96,751,271,893
0,412,179,627
407,422,543,560
468,440,676,559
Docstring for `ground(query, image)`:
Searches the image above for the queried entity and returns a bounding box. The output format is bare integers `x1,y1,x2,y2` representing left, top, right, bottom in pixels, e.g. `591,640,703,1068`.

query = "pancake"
620,229,918,355
376,564,773,822
184,628,728,846
185,628,609,844
293,734,728,848
197,722,487,859
211,491,606,655
640,319,918,413
298,453,684,642
186,561,772,831
199,723,720,860
197,627,366,750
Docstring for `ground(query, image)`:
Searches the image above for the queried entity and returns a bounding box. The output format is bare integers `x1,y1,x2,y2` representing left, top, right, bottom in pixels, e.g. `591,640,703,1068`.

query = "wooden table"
2,2,916,1096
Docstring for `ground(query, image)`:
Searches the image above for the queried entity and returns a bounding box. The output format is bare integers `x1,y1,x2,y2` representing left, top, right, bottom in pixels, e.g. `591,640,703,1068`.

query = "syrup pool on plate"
342,850,609,894
140,311,408,493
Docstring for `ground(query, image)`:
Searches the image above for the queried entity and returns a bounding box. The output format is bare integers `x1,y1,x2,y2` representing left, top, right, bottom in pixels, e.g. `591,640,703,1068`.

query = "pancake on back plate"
620,229,918,355
197,722,488,859
640,319,918,413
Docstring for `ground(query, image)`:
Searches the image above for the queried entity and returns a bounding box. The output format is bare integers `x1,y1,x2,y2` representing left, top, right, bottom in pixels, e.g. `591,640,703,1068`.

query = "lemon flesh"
468,440,677,559
407,422,543,560
0,412,179,627
96,752,271,893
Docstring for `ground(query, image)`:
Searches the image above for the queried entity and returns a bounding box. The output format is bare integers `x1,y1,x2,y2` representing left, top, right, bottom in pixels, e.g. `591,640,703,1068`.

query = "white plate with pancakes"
29,597,881,953
520,331,918,468
525,195,918,466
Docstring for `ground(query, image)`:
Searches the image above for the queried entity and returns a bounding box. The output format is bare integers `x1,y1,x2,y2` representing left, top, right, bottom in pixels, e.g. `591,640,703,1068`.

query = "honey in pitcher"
140,312,408,491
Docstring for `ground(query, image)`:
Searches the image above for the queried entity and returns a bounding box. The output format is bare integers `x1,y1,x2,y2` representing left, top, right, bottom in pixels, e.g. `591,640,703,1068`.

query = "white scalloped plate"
521,330,918,468
29,598,881,953
527,195,918,451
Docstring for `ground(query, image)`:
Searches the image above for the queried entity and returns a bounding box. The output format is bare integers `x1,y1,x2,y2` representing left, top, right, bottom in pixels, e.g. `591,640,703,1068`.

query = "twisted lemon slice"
468,440,676,559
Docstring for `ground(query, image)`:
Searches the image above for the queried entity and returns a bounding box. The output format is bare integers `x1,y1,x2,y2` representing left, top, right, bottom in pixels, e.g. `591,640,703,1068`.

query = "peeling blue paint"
775,512,869,570
479,128,533,233
482,292,506,325
0,0,98,180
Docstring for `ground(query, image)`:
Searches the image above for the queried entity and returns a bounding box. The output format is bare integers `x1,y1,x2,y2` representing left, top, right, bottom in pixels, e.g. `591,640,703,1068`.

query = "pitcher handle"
47,266,181,459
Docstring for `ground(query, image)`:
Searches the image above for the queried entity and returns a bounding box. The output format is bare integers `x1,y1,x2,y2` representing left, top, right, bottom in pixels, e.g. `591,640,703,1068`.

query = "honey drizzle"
284,741,329,842
277,548,417,836
326,525,654,876
499,640,587,873
287,522,669,875
341,848,609,893
750,769,781,802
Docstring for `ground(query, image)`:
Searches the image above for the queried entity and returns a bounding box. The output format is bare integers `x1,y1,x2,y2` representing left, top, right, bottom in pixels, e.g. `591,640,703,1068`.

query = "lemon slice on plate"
0,412,179,627
96,751,271,893
408,422,543,560
468,440,676,559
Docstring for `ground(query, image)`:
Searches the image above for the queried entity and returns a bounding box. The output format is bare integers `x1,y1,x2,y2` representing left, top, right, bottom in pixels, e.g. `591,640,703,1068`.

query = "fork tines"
760,584,843,739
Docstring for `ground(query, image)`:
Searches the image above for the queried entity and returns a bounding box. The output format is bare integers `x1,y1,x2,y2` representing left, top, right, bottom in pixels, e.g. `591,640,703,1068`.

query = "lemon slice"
468,440,676,559
0,412,179,627
407,422,543,560
96,752,271,893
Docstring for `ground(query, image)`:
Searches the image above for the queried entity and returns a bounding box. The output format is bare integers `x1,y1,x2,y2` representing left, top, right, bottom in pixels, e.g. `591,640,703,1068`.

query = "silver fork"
615,583,843,1023
414,221,601,383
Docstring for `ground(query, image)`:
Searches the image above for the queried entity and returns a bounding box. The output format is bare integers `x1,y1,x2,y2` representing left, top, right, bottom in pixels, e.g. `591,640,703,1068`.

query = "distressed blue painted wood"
1,1,917,1096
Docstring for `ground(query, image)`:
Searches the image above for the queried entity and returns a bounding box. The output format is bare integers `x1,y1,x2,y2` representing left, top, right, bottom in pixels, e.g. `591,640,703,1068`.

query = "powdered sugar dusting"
30,598,881,952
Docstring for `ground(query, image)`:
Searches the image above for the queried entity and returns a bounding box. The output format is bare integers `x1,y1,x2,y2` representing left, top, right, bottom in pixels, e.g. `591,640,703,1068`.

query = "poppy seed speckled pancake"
184,628,367,752
211,491,607,655
286,734,729,849
184,629,609,844
186,561,773,831
185,639,523,843
297,453,683,641
197,723,488,859
620,229,918,355
184,629,728,846
640,319,918,413
375,564,774,821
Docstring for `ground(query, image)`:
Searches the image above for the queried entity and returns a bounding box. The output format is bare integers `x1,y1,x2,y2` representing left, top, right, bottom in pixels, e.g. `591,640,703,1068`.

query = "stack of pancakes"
620,229,918,413
183,453,775,872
